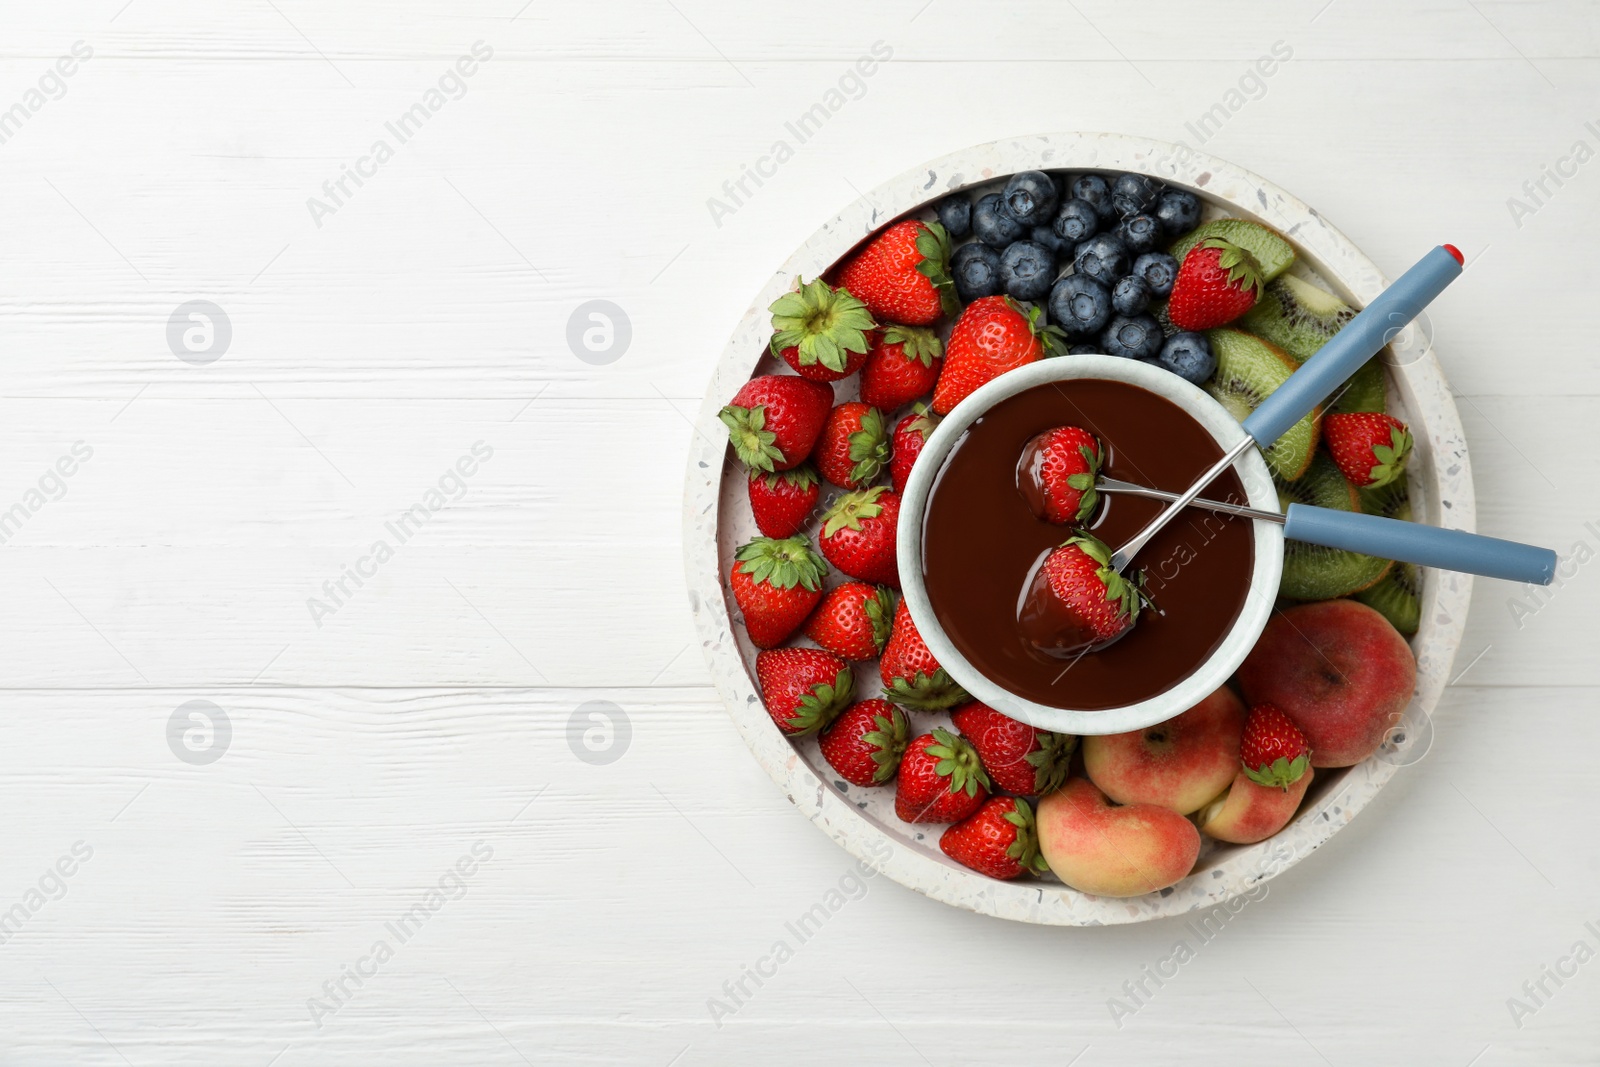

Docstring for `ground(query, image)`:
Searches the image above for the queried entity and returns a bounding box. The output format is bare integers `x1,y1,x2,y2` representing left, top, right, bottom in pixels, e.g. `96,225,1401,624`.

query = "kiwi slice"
1240,275,1354,358
1204,329,1319,480
1240,275,1388,414
1170,218,1295,280
1276,453,1392,600
1352,478,1421,634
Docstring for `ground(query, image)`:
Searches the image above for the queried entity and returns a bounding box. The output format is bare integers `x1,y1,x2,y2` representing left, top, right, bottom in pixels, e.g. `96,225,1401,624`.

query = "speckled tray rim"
681,133,1474,926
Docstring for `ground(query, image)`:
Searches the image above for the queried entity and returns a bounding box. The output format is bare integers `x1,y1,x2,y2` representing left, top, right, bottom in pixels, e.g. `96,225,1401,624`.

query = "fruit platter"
682,133,1474,924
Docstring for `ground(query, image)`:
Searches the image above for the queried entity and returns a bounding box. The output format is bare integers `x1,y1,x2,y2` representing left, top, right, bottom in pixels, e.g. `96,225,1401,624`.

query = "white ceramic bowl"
682,133,1474,924
895,355,1285,736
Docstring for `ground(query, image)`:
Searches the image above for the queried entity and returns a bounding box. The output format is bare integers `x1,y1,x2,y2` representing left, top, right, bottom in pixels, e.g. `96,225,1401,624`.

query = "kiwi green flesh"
1359,478,1412,521
1203,329,1318,480
1240,275,1355,359
1355,562,1421,635
1170,218,1296,280
1276,453,1393,600
1238,276,1388,413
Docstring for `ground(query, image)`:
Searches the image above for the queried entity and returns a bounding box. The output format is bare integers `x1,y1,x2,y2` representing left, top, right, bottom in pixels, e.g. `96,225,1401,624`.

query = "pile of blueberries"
934,171,1215,385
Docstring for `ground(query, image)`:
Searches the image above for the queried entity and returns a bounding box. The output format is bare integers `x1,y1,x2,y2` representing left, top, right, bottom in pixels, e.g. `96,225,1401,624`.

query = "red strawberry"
729,535,827,649
769,277,876,382
834,220,957,327
932,296,1063,415
747,464,819,539
950,701,1075,796
720,375,834,472
803,581,895,661
1021,534,1147,655
819,699,908,786
1019,426,1103,524
818,486,899,587
1167,238,1264,331
755,647,853,736
879,598,967,711
895,728,990,823
859,326,943,411
814,402,890,490
939,796,1048,879
1240,703,1311,789
889,406,940,496
1323,412,1412,489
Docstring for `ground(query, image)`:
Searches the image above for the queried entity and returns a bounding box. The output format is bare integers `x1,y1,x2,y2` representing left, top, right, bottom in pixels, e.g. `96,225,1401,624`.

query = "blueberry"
1132,252,1179,297
1154,189,1201,237
973,193,1027,249
1003,170,1059,227
1070,174,1116,224
1030,224,1075,258
1150,331,1215,385
1052,198,1101,245
1111,173,1163,218
1068,344,1100,355
1100,314,1163,360
1072,233,1131,286
934,194,972,238
952,241,1003,302
1114,214,1161,256
1111,275,1152,316
1048,274,1113,337
999,240,1055,302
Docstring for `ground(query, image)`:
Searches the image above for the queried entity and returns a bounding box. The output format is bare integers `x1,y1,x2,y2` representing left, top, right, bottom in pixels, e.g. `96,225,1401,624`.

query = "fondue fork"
1097,476,1555,584
1107,244,1465,575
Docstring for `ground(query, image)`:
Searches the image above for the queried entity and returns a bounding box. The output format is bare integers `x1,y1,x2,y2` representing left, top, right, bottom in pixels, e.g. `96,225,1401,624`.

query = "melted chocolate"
920,379,1254,710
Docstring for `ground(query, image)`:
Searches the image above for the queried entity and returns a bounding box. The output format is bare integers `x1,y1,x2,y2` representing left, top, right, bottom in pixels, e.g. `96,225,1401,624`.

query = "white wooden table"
2,1,1596,1062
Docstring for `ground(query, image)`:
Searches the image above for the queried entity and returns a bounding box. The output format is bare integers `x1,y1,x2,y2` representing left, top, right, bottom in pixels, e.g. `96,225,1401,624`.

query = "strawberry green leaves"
769,277,876,372
926,727,990,798
734,535,827,591
913,221,960,319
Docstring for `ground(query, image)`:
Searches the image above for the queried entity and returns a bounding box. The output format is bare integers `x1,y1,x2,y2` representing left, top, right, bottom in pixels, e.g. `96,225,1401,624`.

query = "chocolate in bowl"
921,377,1255,710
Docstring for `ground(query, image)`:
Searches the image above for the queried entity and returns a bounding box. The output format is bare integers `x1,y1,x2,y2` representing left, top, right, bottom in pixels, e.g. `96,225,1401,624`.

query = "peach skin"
1238,600,1415,767
1036,778,1201,897
1082,686,1246,815
1198,768,1313,845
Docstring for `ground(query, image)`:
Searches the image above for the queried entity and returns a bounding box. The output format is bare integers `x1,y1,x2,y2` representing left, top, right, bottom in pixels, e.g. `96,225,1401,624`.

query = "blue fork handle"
1284,504,1556,585
1243,245,1462,446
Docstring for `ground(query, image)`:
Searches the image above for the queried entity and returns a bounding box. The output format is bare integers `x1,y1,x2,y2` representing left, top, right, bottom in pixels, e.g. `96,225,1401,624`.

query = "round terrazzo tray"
682,133,1472,925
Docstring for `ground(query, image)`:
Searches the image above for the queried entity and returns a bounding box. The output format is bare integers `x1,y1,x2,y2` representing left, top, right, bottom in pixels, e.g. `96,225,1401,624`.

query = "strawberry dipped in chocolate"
1018,533,1148,658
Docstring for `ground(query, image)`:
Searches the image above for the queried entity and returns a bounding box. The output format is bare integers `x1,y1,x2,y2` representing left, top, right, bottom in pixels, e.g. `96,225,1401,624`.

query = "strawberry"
834,220,957,327
729,535,827,649
1023,534,1148,654
755,647,853,736
819,699,908,786
859,326,943,411
939,796,1048,879
814,402,890,490
895,728,990,823
1167,238,1264,331
932,296,1064,415
1020,426,1103,524
747,464,819,539
889,406,940,496
818,486,899,587
768,277,876,382
1323,412,1412,489
879,598,967,711
720,374,834,472
1240,702,1311,789
950,701,1075,796
803,581,895,661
